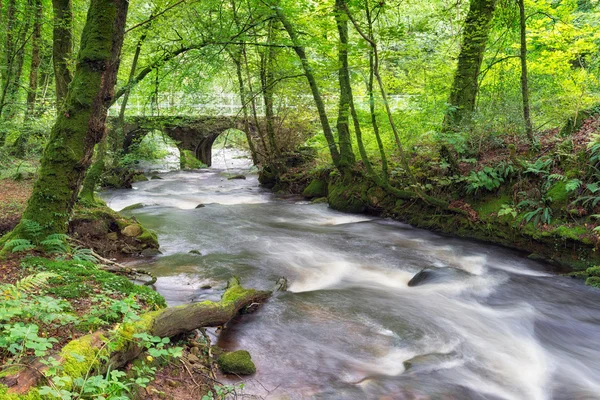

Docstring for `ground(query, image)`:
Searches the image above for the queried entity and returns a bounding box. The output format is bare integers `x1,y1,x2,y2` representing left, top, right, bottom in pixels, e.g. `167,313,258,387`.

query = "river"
101,149,600,400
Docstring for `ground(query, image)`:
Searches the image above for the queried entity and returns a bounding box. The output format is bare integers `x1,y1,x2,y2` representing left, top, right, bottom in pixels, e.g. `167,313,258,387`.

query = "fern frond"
1,272,59,299
4,239,35,253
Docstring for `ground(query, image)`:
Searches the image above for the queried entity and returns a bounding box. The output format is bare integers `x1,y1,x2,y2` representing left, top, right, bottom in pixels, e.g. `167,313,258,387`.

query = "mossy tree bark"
260,19,281,160
4,0,129,243
52,0,73,111
334,0,356,171
25,0,43,119
443,0,496,130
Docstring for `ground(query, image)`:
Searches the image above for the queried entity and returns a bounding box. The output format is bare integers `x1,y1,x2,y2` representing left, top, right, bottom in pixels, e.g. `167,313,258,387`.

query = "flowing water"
101,149,600,400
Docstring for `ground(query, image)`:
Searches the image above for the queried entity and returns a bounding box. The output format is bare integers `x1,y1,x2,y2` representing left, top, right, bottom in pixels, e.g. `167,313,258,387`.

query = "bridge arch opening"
197,128,254,169
133,130,181,171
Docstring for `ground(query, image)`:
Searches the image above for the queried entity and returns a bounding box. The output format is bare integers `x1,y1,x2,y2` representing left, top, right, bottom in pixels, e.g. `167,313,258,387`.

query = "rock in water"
408,266,471,287
120,203,144,212
189,250,202,255
228,174,246,180
217,350,256,375
150,175,163,180
195,204,205,208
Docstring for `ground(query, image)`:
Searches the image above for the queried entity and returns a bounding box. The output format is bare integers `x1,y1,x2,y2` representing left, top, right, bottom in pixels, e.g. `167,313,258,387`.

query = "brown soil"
0,178,33,235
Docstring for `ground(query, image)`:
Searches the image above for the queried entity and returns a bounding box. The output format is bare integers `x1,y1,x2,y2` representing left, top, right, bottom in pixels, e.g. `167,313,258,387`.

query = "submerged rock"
408,266,471,287
228,174,246,180
403,352,458,373
218,350,256,375
150,175,163,180
120,203,144,212
195,204,205,209
189,250,202,255
141,248,162,257
132,173,148,182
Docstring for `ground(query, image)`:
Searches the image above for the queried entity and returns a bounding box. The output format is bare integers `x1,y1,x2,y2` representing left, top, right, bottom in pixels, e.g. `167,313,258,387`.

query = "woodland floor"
0,178,33,235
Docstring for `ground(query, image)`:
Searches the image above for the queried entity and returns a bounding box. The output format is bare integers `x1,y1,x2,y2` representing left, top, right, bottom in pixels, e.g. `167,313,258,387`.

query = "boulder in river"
150,175,163,180
217,350,256,375
408,266,472,287
195,204,205,209
228,174,246,180
189,250,202,255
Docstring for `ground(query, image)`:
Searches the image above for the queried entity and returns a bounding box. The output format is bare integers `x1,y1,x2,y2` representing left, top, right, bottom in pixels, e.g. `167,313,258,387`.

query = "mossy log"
2,277,271,395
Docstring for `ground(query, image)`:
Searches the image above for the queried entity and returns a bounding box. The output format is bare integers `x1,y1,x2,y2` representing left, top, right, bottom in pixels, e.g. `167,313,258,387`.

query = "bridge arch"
110,116,260,167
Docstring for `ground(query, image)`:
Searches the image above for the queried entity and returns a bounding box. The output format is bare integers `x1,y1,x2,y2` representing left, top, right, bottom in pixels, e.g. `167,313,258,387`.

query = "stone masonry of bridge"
108,116,263,167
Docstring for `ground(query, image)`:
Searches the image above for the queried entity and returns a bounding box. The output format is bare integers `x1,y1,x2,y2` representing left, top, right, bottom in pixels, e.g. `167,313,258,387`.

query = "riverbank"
266,113,600,287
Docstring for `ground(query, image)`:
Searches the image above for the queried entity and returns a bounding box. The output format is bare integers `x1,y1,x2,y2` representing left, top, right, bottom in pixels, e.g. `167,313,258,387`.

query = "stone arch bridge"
108,116,262,167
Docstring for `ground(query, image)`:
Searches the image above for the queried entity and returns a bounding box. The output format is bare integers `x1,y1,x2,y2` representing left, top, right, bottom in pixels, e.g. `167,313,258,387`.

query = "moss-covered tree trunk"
4,0,129,242
25,0,43,118
52,0,73,110
334,0,356,171
443,0,496,130
260,19,281,160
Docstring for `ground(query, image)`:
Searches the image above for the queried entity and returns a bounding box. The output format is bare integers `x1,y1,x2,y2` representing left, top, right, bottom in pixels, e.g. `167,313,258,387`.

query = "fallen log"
2,277,271,395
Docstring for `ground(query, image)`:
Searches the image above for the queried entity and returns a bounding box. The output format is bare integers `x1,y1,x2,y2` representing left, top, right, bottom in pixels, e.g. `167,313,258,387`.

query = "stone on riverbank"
217,350,256,375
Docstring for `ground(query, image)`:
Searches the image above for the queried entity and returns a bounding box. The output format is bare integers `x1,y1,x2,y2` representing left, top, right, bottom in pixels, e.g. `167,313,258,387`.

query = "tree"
518,0,535,144
52,0,73,110
443,0,497,131
3,0,129,243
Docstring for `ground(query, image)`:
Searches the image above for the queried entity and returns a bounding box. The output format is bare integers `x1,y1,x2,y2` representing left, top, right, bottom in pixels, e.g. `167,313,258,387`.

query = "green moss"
303,179,327,198
137,227,159,248
0,385,43,400
585,276,600,288
327,175,370,213
22,257,166,308
472,194,510,219
549,225,592,243
132,173,148,183
180,150,206,169
120,203,144,212
586,266,600,277
60,334,108,382
217,350,256,375
547,181,569,207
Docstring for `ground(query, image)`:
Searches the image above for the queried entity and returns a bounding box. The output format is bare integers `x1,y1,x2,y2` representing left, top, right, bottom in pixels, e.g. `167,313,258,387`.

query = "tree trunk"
443,0,496,130
3,0,129,243
25,0,43,119
79,138,107,204
52,0,73,110
365,0,388,182
0,0,18,118
260,19,280,159
272,0,342,170
518,0,535,144
2,277,271,395
233,52,259,164
334,0,356,170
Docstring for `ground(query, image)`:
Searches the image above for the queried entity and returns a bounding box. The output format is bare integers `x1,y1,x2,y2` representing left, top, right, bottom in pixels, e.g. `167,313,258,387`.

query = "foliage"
518,197,553,227
465,162,515,194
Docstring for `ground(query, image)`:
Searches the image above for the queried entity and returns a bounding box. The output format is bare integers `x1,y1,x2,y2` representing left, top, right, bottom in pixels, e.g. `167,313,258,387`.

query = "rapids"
101,149,600,400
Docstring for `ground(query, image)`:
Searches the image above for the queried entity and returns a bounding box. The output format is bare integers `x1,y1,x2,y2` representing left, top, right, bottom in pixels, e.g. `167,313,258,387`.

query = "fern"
565,179,582,193
0,272,59,299
41,234,70,254
71,247,99,264
21,219,43,239
4,239,35,253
